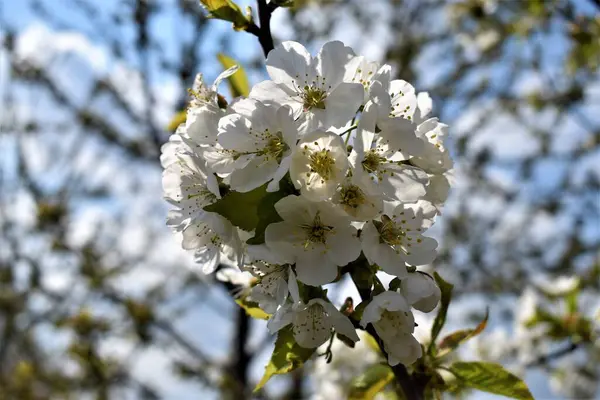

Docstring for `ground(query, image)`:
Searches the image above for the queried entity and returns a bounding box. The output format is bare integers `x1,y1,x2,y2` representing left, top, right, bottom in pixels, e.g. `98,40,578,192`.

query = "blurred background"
0,0,599,398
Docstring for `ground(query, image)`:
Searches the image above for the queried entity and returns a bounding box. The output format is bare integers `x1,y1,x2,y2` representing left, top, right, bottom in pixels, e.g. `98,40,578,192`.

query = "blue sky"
2,0,599,399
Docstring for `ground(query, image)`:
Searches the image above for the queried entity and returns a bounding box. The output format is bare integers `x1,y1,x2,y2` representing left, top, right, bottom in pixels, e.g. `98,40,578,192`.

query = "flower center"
340,184,366,209
361,150,385,173
263,134,288,162
300,211,334,247
374,215,405,246
301,86,327,111
309,149,336,181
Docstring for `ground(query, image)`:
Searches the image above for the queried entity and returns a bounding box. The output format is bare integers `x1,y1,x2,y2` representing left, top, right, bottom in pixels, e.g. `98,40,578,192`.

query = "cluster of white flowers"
162,40,453,366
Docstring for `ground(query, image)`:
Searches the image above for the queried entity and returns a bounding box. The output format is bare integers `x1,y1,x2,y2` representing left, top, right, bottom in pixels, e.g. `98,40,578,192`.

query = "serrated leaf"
437,308,488,356
235,297,270,320
449,362,534,400
428,272,453,355
348,363,394,400
217,53,250,97
167,110,186,131
199,0,249,29
204,185,267,231
254,326,315,391
246,179,295,244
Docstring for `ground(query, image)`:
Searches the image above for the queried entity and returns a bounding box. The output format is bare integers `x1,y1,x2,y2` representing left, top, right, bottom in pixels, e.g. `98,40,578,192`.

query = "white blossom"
250,41,363,133
361,203,438,277
268,272,359,348
360,291,422,366
162,153,220,224
410,117,453,175
343,56,391,104
399,272,441,312
265,195,361,286
290,130,349,201
185,66,239,145
245,244,294,313
180,212,243,274
351,101,429,203
210,99,297,192
331,177,383,221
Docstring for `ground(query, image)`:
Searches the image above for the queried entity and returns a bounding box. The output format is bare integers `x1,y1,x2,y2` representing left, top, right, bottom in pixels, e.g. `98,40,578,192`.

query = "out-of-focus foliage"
1,0,598,398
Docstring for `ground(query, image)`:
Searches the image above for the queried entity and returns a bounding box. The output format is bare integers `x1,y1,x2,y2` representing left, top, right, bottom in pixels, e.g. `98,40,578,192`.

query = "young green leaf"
235,297,270,320
217,53,250,97
254,326,315,391
428,272,454,355
204,185,267,231
448,362,534,400
348,363,394,400
246,179,295,244
167,110,186,131
199,0,249,30
437,308,489,356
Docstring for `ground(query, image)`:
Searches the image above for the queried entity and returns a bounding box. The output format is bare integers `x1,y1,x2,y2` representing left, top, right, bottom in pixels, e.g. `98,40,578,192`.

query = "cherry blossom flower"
360,291,422,365
361,203,438,277
250,41,363,132
290,130,349,201
265,195,360,285
268,272,359,348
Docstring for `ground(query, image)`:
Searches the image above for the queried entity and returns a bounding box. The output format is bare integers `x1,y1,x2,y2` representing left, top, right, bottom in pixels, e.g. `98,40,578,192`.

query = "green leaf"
428,272,453,355
348,363,394,400
437,308,488,356
449,362,534,400
199,0,249,30
217,53,250,97
167,110,186,131
254,326,315,391
246,179,295,244
235,297,270,320
204,185,267,231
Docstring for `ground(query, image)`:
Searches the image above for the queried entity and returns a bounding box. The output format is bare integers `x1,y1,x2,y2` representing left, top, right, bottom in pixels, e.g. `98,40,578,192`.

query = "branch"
526,342,579,368
246,0,278,57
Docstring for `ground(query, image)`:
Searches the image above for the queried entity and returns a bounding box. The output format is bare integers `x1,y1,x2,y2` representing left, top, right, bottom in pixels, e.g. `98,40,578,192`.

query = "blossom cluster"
162,41,453,366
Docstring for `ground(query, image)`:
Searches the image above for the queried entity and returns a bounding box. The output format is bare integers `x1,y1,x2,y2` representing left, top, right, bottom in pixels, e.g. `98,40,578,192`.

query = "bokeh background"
1,0,599,398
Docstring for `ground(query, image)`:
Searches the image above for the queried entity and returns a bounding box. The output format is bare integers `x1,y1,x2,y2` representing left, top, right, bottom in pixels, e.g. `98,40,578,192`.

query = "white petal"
267,154,292,192
287,269,301,303
293,305,332,348
326,226,361,266
266,41,312,87
317,40,355,88
319,300,359,342
324,82,364,127
229,158,278,192
380,164,429,202
186,107,221,145
360,298,383,327
212,65,239,91
250,80,302,117
417,92,433,121
295,249,338,286
265,221,304,257
267,303,294,333
276,105,298,146
194,246,220,274
273,195,316,225
217,114,260,152
355,101,377,154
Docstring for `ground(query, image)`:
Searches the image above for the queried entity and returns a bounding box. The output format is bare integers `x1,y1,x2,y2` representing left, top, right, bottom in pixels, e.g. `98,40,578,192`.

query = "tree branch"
526,342,579,368
246,0,278,57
